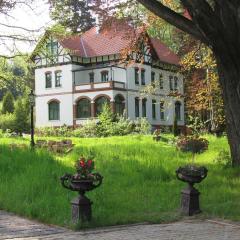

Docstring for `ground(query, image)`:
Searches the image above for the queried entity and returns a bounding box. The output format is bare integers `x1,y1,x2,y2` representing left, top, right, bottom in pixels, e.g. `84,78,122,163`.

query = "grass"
0,134,239,229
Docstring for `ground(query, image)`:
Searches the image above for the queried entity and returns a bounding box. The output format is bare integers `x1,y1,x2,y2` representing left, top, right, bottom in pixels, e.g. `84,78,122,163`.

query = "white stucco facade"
35,62,185,129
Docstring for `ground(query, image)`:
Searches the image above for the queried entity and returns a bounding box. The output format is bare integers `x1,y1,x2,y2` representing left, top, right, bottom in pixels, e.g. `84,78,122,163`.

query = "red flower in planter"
87,159,93,167
75,156,95,179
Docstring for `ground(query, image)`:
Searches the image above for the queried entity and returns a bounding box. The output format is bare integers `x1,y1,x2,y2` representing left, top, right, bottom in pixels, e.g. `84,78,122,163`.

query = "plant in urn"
60,157,103,223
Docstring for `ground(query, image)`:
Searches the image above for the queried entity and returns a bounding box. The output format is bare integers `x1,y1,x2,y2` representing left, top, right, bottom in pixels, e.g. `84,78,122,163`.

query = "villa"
32,20,184,129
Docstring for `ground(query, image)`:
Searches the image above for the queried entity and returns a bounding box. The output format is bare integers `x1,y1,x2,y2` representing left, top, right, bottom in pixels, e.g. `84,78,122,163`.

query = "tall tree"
2,91,14,114
134,0,240,167
49,0,95,33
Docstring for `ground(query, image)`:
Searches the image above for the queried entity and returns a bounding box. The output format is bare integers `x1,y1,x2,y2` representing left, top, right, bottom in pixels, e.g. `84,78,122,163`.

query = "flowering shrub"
74,157,95,179
177,136,209,154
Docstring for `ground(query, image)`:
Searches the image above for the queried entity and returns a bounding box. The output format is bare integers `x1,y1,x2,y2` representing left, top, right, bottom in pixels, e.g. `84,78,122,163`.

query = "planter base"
71,193,92,223
181,184,201,216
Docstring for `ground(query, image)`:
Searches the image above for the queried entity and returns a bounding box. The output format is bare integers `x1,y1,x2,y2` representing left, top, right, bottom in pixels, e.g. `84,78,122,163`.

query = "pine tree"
2,91,14,114
49,0,95,33
14,98,29,135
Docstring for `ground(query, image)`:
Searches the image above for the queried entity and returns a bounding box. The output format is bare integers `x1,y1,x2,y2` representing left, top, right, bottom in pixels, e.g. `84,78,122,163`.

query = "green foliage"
214,150,232,168
187,115,207,135
13,98,30,134
134,118,151,134
0,113,15,132
2,91,14,114
49,0,95,33
0,56,32,100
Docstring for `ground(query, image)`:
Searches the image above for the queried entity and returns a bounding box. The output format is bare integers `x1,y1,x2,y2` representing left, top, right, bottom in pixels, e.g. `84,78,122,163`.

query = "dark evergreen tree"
49,0,95,33
2,91,14,114
13,98,29,135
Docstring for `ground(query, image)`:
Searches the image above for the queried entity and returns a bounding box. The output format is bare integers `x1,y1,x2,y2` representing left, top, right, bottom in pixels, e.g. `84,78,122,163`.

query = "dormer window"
46,41,58,56
89,72,94,83
101,71,109,82
45,72,52,88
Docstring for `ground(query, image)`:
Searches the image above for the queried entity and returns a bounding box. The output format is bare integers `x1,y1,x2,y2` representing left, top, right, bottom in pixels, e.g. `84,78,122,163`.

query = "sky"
0,1,52,56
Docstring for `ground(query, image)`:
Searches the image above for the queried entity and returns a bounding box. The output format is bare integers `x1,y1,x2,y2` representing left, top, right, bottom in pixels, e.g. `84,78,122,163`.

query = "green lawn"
0,135,239,229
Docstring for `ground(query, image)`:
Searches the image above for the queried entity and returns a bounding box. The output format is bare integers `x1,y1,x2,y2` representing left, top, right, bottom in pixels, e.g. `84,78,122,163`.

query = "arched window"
76,98,91,119
175,101,181,121
48,101,60,120
115,95,125,115
95,96,110,115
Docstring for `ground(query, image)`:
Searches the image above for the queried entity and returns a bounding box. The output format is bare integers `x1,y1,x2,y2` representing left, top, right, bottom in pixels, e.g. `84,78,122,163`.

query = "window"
141,69,145,85
101,71,109,82
95,96,110,115
175,101,181,121
55,71,62,87
89,72,94,83
160,101,165,120
48,101,60,120
174,76,178,91
152,100,156,119
142,98,147,117
135,97,139,117
159,74,164,89
45,72,52,88
115,95,125,115
76,98,91,119
46,41,58,55
169,76,173,91
135,68,139,84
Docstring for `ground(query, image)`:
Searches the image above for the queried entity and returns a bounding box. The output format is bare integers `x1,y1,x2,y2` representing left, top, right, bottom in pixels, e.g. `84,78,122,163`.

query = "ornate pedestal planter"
176,166,208,216
60,157,103,223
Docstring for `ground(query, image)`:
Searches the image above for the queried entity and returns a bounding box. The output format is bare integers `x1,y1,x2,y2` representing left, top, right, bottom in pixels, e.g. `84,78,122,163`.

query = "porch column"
110,101,115,113
73,104,76,128
91,102,95,118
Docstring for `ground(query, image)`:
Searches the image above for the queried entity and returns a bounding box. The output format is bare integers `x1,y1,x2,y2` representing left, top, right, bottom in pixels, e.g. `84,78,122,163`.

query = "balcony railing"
74,81,125,91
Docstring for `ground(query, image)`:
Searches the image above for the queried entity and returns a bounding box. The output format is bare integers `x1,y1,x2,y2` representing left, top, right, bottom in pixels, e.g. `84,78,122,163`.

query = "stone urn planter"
176,135,209,216
60,157,103,223
176,165,208,215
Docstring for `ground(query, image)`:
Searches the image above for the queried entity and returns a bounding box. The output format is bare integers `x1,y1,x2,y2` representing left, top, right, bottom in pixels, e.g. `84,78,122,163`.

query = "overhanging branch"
137,0,207,43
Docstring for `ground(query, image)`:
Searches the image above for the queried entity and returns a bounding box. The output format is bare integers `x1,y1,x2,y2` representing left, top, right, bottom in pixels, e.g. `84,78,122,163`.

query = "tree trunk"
215,54,240,167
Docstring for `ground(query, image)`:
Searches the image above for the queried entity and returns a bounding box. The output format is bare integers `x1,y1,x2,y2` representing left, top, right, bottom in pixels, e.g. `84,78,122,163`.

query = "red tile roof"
149,38,180,65
60,24,180,65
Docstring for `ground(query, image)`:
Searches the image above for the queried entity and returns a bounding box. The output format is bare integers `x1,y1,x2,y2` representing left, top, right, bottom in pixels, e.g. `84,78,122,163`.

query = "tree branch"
137,0,207,43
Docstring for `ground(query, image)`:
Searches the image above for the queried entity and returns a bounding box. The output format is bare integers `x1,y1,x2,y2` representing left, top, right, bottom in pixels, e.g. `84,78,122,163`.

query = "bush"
73,120,98,138
0,113,15,132
2,91,14,114
134,118,151,135
177,135,209,154
214,150,232,167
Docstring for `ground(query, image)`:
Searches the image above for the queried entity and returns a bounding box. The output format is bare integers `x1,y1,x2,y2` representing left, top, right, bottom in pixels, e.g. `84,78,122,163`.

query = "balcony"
74,81,125,92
